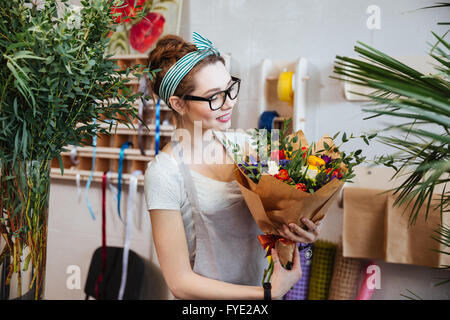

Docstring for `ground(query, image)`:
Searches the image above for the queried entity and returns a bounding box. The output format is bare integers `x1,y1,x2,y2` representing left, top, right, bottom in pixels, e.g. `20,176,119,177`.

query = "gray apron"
171,135,267,286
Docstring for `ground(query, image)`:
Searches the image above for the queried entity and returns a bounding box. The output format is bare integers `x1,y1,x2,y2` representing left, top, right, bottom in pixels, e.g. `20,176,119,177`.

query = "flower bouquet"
224,119,376,282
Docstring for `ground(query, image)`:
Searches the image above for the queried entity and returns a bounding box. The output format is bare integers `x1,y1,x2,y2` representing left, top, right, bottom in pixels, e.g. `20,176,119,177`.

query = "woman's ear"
168,96,186,116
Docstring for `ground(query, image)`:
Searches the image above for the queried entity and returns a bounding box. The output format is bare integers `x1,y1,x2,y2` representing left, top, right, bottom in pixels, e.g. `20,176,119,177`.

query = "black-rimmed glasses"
182,76,241,111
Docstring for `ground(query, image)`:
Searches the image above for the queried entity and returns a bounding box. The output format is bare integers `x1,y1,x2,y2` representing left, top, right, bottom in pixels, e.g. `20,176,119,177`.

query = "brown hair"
147,34,225,110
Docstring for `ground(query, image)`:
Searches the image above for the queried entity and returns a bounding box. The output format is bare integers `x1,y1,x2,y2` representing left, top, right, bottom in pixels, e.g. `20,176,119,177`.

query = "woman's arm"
150,208,267,299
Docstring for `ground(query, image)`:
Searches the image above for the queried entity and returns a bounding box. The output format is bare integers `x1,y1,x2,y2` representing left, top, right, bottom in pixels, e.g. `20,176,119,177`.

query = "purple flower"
249,154,258,166
321,155,331,164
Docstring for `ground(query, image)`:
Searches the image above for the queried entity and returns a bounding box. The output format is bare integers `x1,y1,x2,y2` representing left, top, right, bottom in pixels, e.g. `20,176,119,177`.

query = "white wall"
45,0,450,299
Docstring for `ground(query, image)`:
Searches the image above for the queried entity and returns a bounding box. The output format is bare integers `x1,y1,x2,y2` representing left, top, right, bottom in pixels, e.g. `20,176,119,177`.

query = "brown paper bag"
234,130,345,266
343,187,387,259
343,187,449,268
384,193,450,268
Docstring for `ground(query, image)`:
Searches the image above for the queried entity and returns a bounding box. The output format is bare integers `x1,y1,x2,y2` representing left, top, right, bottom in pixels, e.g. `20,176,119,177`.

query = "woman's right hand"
269,246,302,300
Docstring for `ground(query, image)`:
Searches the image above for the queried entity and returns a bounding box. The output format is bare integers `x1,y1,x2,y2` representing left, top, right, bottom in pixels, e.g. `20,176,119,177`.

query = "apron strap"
171,138,202,214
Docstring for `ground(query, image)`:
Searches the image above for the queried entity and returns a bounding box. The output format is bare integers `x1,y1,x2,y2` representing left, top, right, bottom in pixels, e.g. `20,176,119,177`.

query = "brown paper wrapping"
343,187,450,268
343,187,387,259
234,130,345,265
384,193,450,268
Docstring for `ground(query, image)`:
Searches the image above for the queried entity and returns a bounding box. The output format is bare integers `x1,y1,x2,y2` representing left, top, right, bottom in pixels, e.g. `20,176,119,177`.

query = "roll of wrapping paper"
284,244,314,300
356,261,377,300
277,71,294,105
307,240,337,300
328,243,363,300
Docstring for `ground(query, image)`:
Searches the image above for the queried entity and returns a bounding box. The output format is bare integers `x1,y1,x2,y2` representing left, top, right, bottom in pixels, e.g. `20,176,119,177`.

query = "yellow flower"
285,151,293,160
307,155,325,167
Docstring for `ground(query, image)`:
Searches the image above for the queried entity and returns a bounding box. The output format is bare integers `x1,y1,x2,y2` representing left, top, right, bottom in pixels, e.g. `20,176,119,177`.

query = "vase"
0,159,51,300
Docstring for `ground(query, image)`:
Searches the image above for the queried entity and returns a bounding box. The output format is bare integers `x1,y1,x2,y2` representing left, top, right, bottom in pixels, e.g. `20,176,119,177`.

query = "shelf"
61,146,156,161
77,122,175,136
97,98,172,111
108,54,148,60
50,168,145,186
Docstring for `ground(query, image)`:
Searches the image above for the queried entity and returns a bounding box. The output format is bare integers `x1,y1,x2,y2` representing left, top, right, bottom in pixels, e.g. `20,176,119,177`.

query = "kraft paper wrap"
233,130,345,266
343,187,450,268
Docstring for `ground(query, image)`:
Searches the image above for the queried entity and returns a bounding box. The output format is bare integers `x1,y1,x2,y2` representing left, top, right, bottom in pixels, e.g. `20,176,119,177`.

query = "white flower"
301,165,318,180
267,160,279,175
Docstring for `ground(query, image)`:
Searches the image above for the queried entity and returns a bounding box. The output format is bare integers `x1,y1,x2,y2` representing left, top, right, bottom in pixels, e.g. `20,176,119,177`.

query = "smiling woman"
142,32,315,300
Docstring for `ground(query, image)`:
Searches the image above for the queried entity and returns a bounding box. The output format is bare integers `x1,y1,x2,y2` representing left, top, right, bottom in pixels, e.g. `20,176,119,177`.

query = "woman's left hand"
276,218,321,243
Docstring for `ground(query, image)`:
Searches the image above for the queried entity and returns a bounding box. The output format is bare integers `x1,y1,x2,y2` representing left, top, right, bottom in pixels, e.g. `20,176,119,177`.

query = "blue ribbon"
155,97,161,155
117,141,133,221
85,118,97,220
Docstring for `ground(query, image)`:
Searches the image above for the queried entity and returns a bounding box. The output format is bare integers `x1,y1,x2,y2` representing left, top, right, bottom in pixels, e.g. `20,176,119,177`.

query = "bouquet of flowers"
225,119,376,282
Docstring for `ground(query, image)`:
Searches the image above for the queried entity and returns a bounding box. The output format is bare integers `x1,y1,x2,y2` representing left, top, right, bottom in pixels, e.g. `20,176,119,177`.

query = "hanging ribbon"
257,234,295,257
154,97,161,155
137,75,149,156
106,170,118,201
118,170,142,300
117,141,133,221
94,172,108,299
85,118,97,220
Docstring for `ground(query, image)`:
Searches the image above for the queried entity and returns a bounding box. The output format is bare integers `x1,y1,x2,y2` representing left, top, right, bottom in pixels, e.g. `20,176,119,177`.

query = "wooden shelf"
108,54,148,60
77,122,175,136
50,168,145,186
61,146,155,161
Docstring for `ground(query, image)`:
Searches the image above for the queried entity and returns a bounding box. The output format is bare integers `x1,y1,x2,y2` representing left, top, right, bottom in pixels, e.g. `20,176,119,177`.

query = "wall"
45,0,450,299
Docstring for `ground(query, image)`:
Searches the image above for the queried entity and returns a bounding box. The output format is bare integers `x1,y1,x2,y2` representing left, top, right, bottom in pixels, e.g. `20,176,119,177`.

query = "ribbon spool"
277,71,295,105
258,111,279,131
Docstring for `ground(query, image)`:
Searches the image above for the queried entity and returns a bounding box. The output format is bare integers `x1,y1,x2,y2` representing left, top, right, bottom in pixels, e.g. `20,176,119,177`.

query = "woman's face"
180,61,238,131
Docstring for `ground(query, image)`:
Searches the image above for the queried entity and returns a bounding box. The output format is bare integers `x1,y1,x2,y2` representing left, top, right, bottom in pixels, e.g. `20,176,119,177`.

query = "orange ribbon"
257,234,295,257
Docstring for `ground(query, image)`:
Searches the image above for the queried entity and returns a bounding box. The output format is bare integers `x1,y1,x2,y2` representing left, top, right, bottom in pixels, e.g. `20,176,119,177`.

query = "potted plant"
0,0,155,299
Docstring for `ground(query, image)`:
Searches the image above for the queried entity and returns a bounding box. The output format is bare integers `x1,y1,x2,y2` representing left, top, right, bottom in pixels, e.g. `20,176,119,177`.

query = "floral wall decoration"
107,0,183,56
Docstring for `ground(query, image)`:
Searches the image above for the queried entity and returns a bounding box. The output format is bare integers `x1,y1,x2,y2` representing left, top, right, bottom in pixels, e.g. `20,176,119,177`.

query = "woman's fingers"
284,223,315,242
301,218,321,237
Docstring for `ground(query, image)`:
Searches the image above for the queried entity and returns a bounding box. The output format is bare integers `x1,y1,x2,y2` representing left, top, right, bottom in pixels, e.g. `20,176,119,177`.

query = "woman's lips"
216,112,232,123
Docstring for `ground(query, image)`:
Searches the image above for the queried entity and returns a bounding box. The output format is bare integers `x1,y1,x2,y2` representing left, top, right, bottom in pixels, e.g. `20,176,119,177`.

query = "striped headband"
158,32,221,108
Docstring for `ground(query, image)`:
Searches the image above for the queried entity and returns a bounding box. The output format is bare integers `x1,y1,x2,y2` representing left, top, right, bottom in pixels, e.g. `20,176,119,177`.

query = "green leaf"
56,153,64,176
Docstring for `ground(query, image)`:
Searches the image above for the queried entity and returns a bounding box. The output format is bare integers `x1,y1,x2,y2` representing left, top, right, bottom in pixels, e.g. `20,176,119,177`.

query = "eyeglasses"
182,76,241,111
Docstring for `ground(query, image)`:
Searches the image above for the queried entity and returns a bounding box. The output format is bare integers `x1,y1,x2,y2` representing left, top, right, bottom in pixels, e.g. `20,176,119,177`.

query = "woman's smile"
216,112,232,123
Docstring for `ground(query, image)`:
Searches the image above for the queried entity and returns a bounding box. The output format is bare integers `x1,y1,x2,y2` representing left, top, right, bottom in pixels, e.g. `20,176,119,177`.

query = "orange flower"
296,183,307,191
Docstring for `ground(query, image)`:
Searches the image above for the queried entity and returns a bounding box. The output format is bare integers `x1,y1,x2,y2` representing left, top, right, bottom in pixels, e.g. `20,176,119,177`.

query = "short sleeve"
144,153,183,211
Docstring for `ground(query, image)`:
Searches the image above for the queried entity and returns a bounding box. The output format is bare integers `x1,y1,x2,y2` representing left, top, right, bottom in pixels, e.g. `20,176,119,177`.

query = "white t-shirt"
144,130,257,264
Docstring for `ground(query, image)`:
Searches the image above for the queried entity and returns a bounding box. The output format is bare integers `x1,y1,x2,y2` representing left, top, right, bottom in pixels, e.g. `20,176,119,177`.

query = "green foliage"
332,27,449,226
0,0,154,173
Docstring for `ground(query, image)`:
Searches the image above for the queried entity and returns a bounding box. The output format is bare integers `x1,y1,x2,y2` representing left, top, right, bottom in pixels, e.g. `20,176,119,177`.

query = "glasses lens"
210,91,226,110
228,81,240,100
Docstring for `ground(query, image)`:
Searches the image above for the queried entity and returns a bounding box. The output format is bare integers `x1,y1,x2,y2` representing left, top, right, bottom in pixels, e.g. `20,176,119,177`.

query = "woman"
144,32,322,300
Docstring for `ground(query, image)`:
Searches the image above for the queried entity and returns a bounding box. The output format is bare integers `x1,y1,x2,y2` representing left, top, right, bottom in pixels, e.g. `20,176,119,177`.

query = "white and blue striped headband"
158,32,221,108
